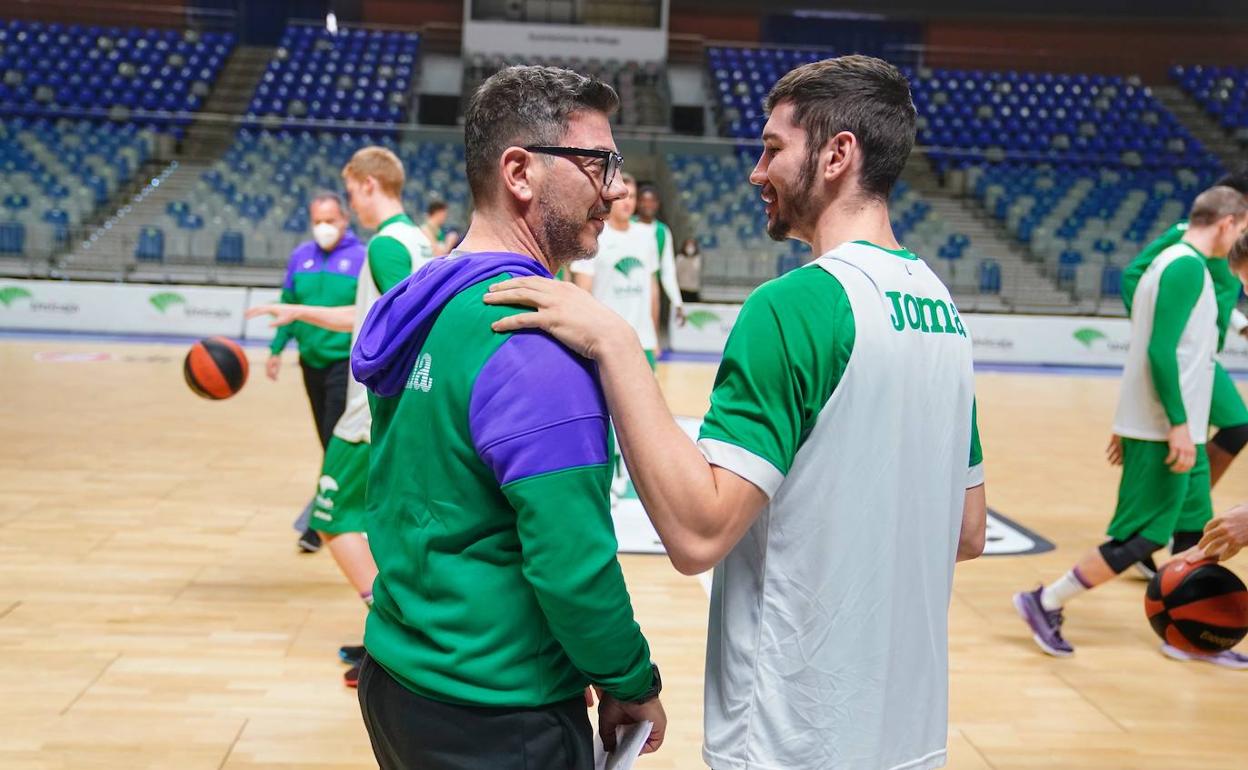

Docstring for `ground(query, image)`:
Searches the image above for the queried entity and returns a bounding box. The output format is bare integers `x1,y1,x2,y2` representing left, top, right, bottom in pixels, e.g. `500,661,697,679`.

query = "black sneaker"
339,645,365,666
297,528,322,554
344,663,360,688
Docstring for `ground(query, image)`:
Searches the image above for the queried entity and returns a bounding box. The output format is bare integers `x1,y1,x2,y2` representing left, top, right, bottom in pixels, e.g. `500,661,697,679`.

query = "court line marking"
59,652,122,716
1051,669,1128,733
217,718,249,770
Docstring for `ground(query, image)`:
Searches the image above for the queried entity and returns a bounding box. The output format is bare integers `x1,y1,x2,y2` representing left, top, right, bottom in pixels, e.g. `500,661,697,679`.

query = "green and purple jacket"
352,252,655,708
270,230,365,368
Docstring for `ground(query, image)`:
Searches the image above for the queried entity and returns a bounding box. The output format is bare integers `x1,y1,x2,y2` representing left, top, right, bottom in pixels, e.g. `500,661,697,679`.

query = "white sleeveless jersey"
1113,243,1216,443
333,217,432,443
699,241,980,770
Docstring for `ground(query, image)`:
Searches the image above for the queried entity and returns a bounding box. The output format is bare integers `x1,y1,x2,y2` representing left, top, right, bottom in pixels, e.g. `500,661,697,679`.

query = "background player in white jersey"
635,184,685,325
1015,187,1248,667
571,173,662,366
487,55,987,770
248,147,432,685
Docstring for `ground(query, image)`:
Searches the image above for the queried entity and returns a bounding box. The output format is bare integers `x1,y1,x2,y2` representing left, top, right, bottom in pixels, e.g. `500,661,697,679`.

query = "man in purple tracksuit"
267,192,365,553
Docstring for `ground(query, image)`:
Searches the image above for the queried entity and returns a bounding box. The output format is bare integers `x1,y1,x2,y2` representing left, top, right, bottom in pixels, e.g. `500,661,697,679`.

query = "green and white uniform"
646,218,684,314
698,241,982,770
1123,221,1248,432
311,213,432,534
572,221,659,360
1110,242,1217,544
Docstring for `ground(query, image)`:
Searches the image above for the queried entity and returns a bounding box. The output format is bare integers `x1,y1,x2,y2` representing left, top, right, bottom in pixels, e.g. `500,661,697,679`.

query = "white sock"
1040,570,1088,611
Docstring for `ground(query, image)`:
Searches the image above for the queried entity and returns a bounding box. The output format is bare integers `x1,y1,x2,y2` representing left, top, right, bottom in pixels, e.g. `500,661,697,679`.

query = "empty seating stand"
247,24,419,130
0,19,234,137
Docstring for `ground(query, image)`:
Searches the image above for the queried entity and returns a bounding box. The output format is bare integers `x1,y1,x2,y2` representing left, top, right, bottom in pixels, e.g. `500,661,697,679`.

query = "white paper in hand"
593,720,653,770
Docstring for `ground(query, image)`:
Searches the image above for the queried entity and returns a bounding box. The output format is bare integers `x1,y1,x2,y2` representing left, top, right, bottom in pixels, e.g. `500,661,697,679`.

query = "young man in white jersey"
487,55,987,770
571,173,662,367
1015,187,1248,668
635,185,685,326
248,146,432,685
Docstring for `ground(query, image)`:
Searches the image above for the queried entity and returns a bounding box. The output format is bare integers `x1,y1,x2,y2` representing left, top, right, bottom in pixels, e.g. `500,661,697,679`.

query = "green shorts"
1209,361,1248,430
644,349,656,371
310,436,370,534
1108,438,1212,545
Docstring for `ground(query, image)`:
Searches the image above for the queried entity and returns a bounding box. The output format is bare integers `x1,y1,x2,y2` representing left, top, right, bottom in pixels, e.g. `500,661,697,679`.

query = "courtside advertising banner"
0,279,247,337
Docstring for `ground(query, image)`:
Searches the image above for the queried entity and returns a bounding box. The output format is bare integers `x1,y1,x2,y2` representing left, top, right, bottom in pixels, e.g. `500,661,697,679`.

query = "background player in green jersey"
1122,170,1248,496
1017,188,1248,667
249,147,431,686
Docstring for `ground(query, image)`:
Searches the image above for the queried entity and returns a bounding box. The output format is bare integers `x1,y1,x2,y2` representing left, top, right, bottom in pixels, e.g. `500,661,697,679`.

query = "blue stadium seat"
135,226,164,262
215,230,244,264
0,221,25,254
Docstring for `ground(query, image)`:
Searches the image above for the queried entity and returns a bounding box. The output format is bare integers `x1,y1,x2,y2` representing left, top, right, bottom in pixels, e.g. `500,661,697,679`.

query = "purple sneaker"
1013,587,1074,657
1160,644,1248,670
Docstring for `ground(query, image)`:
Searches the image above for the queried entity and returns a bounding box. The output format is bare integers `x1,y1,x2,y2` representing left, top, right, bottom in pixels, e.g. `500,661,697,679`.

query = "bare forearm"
957,483,987,562
294,305,355,332
596,338,743,573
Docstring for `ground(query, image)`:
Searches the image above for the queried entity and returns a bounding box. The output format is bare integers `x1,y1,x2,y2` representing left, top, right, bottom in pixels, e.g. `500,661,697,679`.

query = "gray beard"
537,188,597,264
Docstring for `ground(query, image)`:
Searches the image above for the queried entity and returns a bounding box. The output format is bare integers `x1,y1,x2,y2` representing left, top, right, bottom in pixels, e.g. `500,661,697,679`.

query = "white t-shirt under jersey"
572,221,659,350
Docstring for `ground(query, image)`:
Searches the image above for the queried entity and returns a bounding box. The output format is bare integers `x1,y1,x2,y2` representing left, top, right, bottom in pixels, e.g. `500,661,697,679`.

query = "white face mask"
312,222,341,250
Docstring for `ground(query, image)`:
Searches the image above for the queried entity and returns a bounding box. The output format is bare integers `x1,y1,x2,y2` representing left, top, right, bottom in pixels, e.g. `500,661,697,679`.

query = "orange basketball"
1145,558,1248,654
184,337,249,400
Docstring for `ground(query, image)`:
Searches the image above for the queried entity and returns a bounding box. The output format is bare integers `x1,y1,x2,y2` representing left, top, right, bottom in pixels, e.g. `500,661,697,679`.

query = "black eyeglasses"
525,146,624,191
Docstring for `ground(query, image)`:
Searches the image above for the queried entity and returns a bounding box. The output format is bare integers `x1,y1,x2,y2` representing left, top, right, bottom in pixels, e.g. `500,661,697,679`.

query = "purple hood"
352,251,552,398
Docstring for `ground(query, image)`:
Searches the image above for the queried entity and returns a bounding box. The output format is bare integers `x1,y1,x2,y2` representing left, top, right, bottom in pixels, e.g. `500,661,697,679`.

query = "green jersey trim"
852,240,919,260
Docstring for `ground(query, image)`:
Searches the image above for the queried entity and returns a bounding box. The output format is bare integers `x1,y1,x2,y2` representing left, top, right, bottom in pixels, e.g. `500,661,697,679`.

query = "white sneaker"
1160,643,1248,670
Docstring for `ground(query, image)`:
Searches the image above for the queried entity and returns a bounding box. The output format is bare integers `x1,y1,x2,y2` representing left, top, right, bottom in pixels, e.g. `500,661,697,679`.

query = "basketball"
1145,559,1248,654
183,337,249,400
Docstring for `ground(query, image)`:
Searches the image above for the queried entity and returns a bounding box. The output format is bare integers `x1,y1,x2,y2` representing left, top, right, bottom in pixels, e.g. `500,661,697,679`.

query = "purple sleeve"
469,332,609,486
282,242,307,293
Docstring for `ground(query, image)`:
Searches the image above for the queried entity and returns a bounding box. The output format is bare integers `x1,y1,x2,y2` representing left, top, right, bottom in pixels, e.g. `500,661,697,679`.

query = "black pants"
300,358,349,449
358,654,594,770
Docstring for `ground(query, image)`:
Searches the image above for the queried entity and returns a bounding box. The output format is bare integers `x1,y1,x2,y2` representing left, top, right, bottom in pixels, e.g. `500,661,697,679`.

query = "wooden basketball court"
2,335,1246,769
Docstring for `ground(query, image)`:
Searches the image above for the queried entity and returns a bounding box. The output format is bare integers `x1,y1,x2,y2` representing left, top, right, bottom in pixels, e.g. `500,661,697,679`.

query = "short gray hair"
1190,185,1248,226
309,190,347,216
464,65,619,202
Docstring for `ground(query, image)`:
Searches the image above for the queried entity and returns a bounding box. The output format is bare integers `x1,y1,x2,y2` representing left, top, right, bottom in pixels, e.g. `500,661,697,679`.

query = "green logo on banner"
613,256,643,277
0,286,32,307
149,292,187,313
1073,328,1107,348
684,309,721,330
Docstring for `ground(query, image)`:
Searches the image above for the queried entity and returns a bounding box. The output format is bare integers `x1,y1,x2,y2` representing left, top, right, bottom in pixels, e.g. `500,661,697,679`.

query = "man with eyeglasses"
348,66,665,769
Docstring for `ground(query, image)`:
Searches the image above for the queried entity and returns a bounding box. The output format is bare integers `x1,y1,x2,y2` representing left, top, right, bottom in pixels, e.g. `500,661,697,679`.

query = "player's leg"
1014,438,1178,656
1205,362,1248,486
320,360,351,448
322,531,379,598
311,437,379,684
301,359,333,449
1172,444,1213,554
295,360,336,553
311,437,378,603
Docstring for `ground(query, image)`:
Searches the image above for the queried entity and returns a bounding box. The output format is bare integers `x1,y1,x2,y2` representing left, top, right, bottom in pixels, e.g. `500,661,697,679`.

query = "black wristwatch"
625,664,662,704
